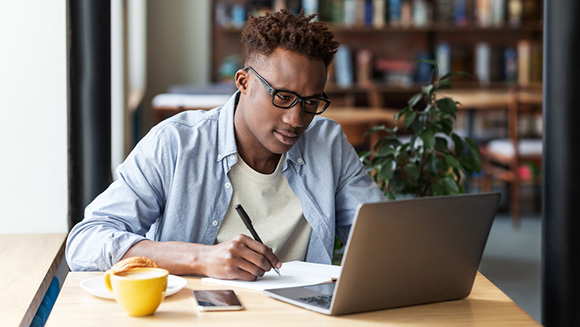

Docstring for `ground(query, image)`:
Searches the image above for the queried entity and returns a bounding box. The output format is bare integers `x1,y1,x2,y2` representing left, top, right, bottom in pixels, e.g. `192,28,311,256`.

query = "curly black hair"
241,9,339,67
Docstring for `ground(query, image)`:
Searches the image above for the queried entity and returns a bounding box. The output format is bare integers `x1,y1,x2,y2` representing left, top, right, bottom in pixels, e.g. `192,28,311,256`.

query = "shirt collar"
216,91,239,162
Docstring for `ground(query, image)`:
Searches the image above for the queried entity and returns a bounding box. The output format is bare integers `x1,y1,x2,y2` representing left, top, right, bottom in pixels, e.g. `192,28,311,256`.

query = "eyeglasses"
244,66,331,115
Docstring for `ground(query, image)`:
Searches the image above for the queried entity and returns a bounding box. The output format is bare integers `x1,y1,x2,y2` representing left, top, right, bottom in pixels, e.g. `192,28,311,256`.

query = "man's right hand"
120,234,281,281
199,234,281,281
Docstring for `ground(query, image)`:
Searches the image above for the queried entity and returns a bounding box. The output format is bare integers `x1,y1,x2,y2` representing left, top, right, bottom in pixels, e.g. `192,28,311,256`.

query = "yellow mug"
104,267,169,316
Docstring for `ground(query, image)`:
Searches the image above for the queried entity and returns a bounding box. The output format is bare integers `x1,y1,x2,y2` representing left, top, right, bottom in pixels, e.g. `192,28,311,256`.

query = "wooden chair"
480,87,543,226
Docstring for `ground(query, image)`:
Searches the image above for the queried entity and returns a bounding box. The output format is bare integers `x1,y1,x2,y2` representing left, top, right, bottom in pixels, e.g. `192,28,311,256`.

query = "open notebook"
201,261,342,291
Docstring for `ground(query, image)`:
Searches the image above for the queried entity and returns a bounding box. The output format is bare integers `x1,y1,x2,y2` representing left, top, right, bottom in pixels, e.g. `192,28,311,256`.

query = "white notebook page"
201,261,342,291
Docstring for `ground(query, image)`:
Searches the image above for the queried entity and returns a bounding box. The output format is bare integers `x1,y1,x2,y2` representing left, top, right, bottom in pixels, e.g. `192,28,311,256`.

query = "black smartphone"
192,290,244,311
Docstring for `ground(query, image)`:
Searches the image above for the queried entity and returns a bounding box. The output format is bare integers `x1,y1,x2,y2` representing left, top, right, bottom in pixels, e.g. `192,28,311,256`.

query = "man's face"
234,48,327,159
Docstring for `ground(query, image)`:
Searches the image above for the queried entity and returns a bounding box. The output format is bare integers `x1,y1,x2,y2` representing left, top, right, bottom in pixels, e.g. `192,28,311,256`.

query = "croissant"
110,256,159,273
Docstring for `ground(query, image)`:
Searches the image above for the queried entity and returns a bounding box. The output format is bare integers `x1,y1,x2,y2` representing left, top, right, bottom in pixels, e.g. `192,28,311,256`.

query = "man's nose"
282,102,305,128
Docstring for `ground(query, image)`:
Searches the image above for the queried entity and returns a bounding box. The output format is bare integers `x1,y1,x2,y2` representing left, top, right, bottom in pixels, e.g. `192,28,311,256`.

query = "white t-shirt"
216,153,312,262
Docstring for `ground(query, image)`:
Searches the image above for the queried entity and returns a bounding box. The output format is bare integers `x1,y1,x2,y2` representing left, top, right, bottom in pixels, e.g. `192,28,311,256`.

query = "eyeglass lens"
273,91,327,114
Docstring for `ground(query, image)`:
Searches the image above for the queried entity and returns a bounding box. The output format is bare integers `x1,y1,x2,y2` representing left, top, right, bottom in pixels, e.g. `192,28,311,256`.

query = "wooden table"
0,233,67,327
46,272,539,326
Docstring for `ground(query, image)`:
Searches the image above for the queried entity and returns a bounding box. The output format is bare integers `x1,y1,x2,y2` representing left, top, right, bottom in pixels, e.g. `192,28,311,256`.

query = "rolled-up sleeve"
66,126,172,271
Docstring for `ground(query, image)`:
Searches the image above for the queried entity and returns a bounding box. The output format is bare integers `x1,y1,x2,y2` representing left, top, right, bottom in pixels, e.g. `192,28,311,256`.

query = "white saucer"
80,274,188,300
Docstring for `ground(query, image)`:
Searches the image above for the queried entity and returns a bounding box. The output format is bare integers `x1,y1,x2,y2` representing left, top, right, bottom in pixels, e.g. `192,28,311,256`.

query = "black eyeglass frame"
244,66,331,115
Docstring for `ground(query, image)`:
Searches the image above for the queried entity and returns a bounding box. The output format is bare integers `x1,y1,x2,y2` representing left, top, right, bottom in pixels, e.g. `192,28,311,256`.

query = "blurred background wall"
0,1,68,233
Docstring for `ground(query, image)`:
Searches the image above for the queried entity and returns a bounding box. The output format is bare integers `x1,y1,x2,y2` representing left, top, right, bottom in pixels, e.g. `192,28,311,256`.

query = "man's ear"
235,69,249,95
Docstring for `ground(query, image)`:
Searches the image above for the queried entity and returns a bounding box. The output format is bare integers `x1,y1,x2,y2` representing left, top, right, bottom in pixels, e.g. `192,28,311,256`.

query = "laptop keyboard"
298,294,333,309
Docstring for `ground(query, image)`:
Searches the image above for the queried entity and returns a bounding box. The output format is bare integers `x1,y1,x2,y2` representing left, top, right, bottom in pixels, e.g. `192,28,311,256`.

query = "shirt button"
229,154,235,160
217,154,223,160
297,158,303,163
224,182,231,189
212,220,219,227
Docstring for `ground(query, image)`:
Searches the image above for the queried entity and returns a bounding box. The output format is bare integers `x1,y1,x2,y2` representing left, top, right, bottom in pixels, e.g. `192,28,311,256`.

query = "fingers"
241,235,282,270
203,234,281,281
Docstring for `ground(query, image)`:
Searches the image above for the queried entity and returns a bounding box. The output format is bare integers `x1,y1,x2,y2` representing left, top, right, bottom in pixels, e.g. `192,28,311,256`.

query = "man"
66,10,385,281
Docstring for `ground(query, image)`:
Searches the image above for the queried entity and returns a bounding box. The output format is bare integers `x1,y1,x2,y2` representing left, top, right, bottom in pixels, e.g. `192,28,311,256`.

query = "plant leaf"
363,125,392,137
451,133,464,156
379,160,397,180
439,71,472,81
373,135,401,150
436,98,458,118
425,152,439,174
421,85,433,96
407,93,423,108
404,110,417,129
442,176,461,194
435,80,451,90
431,181,443,196
434,136,448,152
439,118,454,135
445,154,462,171
421,129,435,150
404,163,421,182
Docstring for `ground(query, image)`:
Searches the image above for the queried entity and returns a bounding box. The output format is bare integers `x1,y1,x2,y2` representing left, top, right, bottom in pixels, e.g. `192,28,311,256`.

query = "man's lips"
274,130,300,145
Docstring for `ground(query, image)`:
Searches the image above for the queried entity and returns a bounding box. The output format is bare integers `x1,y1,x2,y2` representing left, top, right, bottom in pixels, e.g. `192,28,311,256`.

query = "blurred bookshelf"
211,0,543,108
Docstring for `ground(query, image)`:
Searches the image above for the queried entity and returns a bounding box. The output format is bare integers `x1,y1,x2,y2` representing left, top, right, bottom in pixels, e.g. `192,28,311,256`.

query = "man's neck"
236,147,282,174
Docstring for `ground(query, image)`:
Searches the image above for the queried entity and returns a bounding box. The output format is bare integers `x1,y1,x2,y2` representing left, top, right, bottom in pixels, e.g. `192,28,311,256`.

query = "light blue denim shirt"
66,92,385,271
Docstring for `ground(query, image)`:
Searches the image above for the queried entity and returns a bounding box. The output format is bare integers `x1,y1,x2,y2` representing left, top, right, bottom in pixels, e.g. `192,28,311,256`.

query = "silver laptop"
264,192,501,315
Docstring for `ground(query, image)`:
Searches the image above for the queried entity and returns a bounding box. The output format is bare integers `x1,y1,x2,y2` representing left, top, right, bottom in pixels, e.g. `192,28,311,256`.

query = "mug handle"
104,270,114,293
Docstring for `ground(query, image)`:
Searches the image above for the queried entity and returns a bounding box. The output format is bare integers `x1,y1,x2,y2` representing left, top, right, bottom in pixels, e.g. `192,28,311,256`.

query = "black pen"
234,204,281,276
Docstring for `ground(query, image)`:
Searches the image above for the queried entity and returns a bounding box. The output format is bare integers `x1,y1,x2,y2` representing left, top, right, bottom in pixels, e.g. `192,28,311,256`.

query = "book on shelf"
474,42,491,85
400,0,412,27
412,0,429,27
286,0,303,14
201,261,342,291
273,0,286,12
475,0,492,27
375,58,415,86
435,0,454,25
455,0,468,26
508,0,523,27
302,0,319,17
356,49,373,87
231,4,246,28
365,0,374,26
517,39,531,86
530,41,542,84
491,0,506,27
344,0,357,26
388,0,402,25
215,1,230,27
435,42,451,77
373,0,386,28
415,51,434,83
335,45,354,88
504,47,518,83
355,0,366,26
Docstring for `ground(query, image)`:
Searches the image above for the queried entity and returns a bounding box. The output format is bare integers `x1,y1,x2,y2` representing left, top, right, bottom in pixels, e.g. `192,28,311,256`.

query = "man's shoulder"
304,116,345,142
149,107,225,141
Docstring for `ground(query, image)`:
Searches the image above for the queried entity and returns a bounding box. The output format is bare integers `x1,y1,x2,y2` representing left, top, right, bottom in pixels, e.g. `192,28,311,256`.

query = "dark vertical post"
542,0,580,326
68,0,112,228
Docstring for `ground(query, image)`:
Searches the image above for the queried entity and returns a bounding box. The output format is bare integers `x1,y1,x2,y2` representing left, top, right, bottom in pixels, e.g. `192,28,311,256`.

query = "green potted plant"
359,60,482,199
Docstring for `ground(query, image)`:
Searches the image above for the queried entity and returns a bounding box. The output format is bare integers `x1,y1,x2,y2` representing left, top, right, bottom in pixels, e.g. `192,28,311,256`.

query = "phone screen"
193,290,243,311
